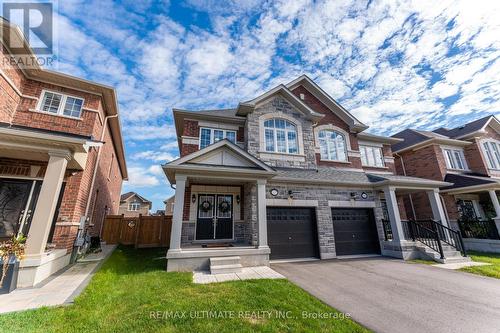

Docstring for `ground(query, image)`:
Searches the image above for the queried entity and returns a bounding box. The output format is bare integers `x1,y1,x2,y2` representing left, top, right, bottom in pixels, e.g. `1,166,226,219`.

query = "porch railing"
381,219,467,258
457,219,500,240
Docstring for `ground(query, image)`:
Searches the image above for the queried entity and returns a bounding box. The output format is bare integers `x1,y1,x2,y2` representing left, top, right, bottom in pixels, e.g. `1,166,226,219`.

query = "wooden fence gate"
101,214,172,248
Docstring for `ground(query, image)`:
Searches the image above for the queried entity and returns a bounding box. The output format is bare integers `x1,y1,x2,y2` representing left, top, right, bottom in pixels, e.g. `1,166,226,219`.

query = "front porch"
377,184,469,262
163,140,277,271
0,126,93,287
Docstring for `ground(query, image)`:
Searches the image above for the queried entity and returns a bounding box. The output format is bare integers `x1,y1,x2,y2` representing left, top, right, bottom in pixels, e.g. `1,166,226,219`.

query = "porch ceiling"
0,127,94,170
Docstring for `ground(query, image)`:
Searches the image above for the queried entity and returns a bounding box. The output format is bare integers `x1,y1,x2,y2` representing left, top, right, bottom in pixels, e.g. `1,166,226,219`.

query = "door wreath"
199,200,212,212
218,200,231,213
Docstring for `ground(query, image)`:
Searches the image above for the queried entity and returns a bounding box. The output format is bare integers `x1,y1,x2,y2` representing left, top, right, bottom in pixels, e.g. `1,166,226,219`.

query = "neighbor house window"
318,130,347,161
482,141,500,169
199,128,237,149
443,148,467,170
38,90,84,118
264,118,298,154
128,202,140,211
360,145,384,167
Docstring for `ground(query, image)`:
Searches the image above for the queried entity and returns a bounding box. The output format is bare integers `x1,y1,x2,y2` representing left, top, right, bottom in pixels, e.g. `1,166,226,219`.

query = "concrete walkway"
0,245,115,314
193,266,284,284
273,257,500,333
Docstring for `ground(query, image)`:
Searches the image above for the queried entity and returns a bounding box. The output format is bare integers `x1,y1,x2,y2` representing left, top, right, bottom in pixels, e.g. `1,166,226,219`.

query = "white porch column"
25,151,70,257
427,189,449,228
488,190,500,234
383,186,404,243
489,190,500,217
169,174,187,251
256,179,269,249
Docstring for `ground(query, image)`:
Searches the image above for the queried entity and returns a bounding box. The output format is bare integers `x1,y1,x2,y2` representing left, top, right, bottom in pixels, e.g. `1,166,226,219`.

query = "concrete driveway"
272,257,500,333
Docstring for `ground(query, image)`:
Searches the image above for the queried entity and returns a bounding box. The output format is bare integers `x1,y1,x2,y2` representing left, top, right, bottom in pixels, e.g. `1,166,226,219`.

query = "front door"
0,179,40,240
196,194,233,240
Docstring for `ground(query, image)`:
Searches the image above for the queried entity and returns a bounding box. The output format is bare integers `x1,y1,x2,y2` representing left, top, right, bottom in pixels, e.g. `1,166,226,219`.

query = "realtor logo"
2,1,53,54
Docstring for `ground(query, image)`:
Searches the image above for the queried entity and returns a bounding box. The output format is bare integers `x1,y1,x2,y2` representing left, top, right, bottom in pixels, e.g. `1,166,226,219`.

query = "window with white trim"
199,128,236,149
318,129,347,161
360,145,384,167
482,141,500,169
443,148,467,170
38,90,84,118
264,118,298,154
128,202,140,211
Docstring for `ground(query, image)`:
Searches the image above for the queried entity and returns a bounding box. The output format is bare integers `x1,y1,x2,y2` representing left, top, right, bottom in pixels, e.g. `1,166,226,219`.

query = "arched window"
318,130,347,161
264,118,298,154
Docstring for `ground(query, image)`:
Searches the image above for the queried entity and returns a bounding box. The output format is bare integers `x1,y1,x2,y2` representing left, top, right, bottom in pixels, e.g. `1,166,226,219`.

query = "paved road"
273,257,500,333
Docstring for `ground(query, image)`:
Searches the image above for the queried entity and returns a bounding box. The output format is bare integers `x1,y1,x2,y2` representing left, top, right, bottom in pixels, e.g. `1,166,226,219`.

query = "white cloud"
126,167,160,187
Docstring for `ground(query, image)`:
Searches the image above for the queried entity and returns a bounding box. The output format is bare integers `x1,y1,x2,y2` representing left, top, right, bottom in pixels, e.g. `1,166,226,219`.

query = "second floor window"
483,141,500,169
128,202,140,211
38,91,84,118
199,128,236,149
360,145,384,167
318,130,347,161
264,119,298,154
443,148,467,170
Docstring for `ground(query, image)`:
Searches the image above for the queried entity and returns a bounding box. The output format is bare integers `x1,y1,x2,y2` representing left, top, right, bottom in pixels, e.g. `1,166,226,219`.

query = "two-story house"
163,75,456,272
118,192,152,217
0,19,127,286
392,116,500,238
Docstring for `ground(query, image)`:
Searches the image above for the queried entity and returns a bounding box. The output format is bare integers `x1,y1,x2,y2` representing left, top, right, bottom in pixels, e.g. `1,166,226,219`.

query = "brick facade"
0,44,124,253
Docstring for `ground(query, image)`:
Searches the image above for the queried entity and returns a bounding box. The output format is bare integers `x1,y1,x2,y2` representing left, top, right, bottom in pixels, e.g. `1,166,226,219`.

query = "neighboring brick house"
164,195,175,216
0,19,127,287
118,192,152,217
391,116,500,236
163,75,455,272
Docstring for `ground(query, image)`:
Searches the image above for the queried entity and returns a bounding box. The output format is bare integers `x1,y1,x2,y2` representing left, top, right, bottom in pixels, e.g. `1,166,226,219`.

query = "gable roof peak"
285,75,368,132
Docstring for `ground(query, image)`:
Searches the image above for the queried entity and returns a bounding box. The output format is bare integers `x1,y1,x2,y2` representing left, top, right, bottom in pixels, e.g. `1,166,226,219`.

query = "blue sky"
17,1,500,210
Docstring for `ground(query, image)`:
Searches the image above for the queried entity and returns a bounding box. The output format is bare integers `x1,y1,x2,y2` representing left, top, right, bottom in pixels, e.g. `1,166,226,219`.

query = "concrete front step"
416,246,472,264
210,264,243,274
210,256,242,274
210,256,241,266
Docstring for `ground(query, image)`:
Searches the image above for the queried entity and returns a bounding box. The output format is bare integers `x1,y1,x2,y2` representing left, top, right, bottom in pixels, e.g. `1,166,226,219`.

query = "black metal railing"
381,219,467,258
458,219,500,240
409,221,444,259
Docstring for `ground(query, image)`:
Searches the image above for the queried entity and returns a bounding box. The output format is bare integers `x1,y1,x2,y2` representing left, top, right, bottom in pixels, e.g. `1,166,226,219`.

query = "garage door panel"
332,208,380,256
267,207,319,260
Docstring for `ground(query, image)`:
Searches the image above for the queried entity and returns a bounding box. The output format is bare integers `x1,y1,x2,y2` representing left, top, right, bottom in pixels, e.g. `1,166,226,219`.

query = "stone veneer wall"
245,96,317,169
266,182,386,258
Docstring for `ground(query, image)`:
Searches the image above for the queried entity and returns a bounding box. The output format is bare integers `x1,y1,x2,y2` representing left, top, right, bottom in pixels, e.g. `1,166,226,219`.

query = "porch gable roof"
163,139,276,183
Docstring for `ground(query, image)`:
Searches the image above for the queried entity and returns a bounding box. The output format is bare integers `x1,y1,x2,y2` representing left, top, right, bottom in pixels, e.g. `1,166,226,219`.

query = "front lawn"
0,246,369,333
460,251,500,279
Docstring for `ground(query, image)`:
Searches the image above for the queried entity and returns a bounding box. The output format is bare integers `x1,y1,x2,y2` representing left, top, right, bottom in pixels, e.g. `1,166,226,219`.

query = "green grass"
460,251,500,279
0,246,369,333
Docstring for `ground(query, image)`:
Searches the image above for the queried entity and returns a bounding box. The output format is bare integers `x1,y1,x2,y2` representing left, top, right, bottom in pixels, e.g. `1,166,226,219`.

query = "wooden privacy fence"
101,214,172,248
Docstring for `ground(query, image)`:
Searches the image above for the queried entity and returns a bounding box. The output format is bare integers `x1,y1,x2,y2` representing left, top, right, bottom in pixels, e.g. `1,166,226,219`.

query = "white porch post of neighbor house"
488,190,500,234
383,186,405,243
257,179,269,249
169,174,187,252
25,150,71,257
427,189,449,228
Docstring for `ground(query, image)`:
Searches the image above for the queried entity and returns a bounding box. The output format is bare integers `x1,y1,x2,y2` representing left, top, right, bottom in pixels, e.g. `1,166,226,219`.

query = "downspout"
394,152,417,220
84,114,118,237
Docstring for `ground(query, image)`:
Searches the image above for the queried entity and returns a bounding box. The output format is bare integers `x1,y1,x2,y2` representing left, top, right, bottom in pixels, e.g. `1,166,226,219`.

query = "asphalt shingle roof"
441,173,498,191
433,116,493,139
273,168,444,186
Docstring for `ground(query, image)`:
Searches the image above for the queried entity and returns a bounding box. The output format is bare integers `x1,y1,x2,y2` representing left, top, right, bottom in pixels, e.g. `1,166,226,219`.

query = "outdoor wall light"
288,190,294,199
191,194,196,203
236,195,240,204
